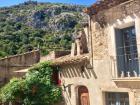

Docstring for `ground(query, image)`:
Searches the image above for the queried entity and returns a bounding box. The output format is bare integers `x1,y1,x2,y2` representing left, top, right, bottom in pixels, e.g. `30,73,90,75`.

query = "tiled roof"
52,53,90,66
84,0,129,15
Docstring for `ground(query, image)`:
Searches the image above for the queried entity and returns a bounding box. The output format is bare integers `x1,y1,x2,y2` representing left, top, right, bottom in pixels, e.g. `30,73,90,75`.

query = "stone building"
51,0,140,105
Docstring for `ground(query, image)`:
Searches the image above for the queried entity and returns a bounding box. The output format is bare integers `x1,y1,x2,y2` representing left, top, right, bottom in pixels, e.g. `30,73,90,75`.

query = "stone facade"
92,0,140,24
53,0,140,105
91,23,108,59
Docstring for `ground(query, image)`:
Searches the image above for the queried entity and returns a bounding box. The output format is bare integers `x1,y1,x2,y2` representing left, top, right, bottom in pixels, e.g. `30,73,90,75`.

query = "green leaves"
0,51,7,58
0,78,24,103
0,2,86,58
0,62,62,105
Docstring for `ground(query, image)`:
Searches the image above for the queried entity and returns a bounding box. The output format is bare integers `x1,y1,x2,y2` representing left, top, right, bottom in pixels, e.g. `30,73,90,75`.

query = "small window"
52,70,59,85
105,92,129,105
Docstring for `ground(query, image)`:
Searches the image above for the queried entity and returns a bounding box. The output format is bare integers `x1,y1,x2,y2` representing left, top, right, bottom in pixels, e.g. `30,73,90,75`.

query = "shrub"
0,62,62,105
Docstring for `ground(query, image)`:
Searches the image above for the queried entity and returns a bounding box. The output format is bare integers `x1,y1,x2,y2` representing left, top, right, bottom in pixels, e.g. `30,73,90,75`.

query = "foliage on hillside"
0,62,62,105
0,1,87,58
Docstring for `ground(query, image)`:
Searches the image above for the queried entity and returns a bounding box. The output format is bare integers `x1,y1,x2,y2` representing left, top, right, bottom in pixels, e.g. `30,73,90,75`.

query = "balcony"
111,53,140,77
111,45,140,88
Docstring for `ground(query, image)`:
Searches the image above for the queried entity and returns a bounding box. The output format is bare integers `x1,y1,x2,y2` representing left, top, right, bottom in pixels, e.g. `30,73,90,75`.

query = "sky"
0,0,96,7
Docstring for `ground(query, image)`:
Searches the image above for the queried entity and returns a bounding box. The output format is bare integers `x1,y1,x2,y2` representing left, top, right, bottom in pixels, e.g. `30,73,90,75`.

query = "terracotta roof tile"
84,0,129,15
51,53,90,66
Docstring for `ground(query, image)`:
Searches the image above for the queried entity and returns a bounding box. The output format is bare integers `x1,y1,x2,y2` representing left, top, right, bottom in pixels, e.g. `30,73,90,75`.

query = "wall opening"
77,86,90,105
105,92,129,105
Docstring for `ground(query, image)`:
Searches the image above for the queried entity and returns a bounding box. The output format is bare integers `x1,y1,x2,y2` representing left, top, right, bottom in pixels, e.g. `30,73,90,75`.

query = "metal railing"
111,45,140,78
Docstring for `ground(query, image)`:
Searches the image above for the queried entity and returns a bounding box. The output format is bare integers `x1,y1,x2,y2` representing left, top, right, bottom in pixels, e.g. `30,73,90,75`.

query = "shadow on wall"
61,62,94,79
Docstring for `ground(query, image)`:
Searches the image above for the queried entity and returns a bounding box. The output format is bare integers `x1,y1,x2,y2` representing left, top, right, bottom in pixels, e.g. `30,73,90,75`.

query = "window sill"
112,77,140,89
112,77,140,82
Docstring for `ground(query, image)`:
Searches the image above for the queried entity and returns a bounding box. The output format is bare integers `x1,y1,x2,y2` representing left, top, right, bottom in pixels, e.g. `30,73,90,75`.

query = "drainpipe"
89,15,97,79
89,16,93,68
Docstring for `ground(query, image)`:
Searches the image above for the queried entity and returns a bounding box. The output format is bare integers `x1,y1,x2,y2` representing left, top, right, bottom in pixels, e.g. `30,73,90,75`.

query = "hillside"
0,1,87,58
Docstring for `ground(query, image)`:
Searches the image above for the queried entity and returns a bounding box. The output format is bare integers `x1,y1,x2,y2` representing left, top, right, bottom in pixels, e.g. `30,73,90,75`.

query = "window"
105,92,129,105
122,26,138,63
115,26,139,77
52,70,59,85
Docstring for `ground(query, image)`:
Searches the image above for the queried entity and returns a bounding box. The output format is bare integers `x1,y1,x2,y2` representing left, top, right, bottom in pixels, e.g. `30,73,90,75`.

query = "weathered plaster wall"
60,63,95,105
90,22,109,59
0,50,40,85
90,0,140,59
60,60,137,105
92,0,140,25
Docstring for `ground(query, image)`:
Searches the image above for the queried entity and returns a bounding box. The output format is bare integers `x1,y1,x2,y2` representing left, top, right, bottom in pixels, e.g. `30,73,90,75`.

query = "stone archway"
77,86,90,105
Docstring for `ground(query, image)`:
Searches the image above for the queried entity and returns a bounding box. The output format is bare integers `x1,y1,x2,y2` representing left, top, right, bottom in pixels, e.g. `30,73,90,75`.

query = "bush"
0,62,62,105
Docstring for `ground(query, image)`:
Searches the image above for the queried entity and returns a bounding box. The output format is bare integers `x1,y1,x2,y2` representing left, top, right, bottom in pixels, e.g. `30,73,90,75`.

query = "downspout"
90,16,93,68
89,14,97,79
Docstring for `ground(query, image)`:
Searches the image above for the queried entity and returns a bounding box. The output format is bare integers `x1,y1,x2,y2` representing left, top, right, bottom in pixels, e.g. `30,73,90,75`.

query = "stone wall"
90,0,140,60
0,50,40,85
92,0,140,25
42,51,70,61
90,21,109,59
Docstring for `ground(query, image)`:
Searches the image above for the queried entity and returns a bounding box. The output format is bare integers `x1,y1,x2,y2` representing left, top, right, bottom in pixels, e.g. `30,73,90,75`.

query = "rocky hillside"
0,1,87,58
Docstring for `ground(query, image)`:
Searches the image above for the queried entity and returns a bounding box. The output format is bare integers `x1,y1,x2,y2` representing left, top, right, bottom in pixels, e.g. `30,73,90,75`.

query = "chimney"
76,39,81,56
71,43,76,56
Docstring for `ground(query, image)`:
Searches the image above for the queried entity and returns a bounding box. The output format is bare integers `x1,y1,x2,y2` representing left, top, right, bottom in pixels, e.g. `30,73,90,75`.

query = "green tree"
0,62,62,105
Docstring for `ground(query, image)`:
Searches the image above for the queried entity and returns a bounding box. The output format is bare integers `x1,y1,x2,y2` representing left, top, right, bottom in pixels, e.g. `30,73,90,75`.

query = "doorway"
78,86,90,105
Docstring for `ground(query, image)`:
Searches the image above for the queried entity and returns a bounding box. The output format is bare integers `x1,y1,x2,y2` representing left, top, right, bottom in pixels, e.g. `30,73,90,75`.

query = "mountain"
0,1,87,58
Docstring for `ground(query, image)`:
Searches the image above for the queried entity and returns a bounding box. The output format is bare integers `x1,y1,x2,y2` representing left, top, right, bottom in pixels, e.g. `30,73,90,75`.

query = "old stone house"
51,0,140,105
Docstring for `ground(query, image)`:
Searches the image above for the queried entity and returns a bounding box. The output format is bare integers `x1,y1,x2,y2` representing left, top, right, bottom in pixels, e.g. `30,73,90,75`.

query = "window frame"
115,26,139,77
105,92,129,105
109,15,140,78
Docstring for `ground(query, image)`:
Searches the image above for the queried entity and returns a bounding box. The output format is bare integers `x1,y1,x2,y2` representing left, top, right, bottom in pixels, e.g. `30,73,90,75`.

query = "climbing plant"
0,62,62,105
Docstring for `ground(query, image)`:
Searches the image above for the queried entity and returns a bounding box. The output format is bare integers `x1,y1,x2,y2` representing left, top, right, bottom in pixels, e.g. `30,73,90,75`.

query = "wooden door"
78,86,90,105
81,93,89,105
